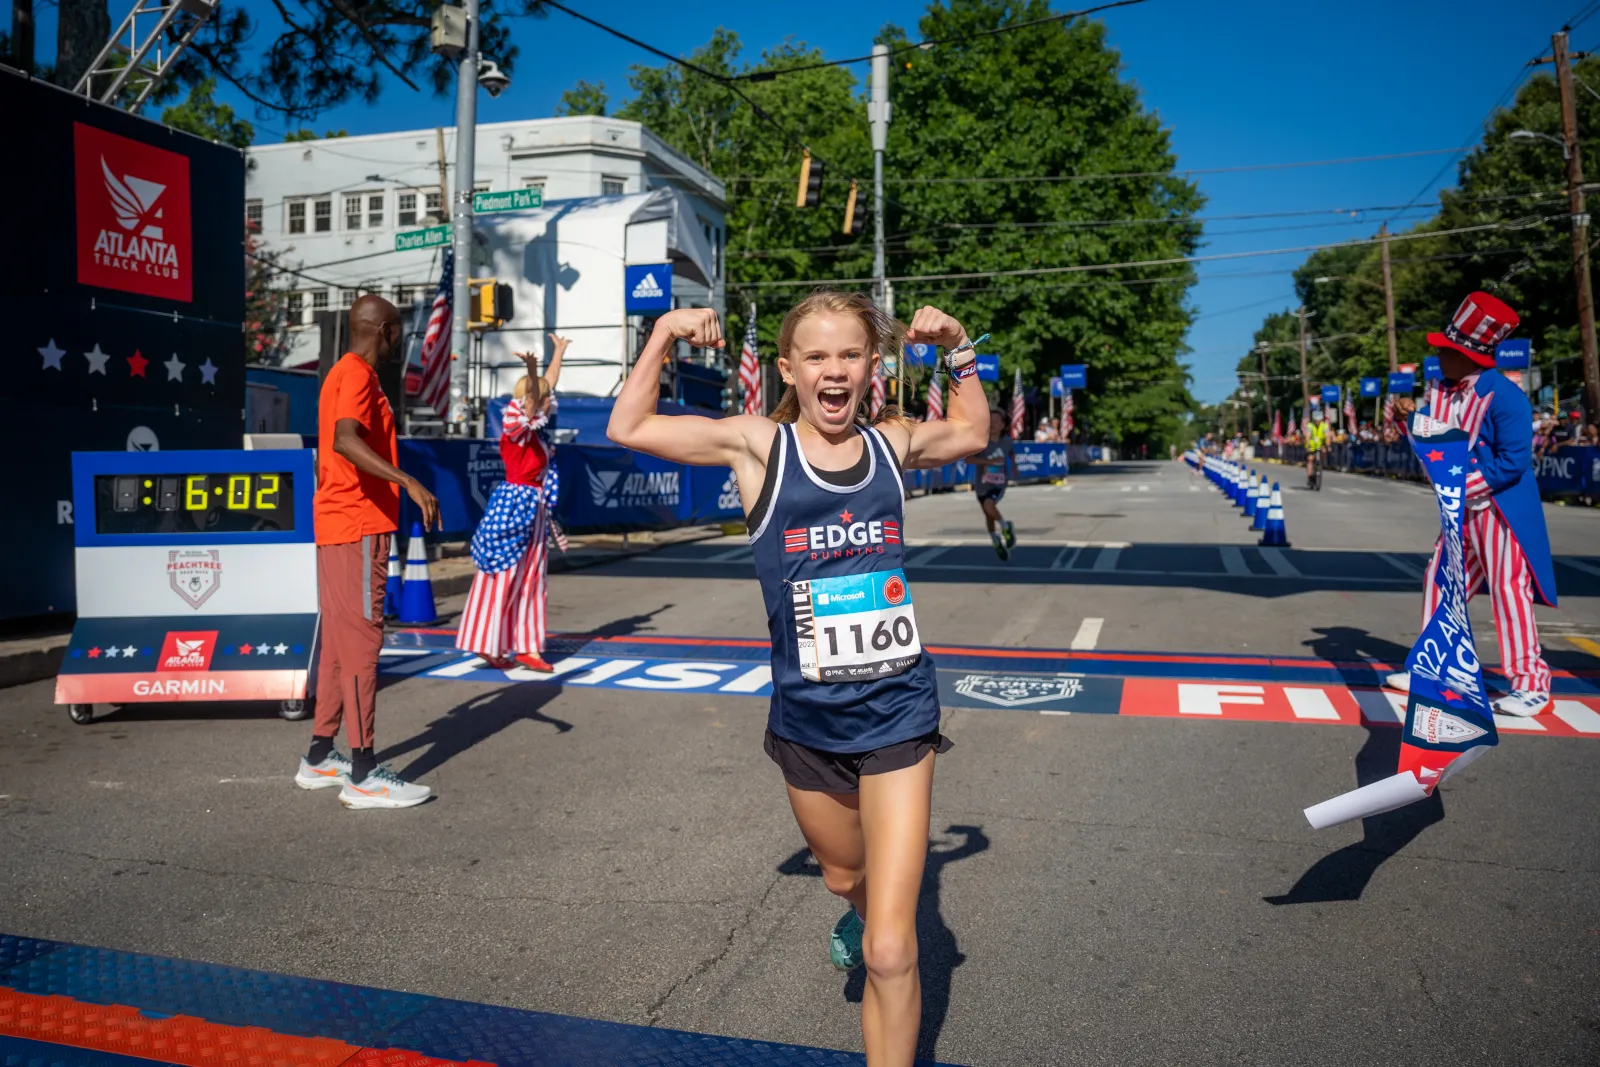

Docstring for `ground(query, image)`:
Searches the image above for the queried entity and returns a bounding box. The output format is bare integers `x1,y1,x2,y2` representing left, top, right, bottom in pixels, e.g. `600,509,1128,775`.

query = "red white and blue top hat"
1427,291,1520,367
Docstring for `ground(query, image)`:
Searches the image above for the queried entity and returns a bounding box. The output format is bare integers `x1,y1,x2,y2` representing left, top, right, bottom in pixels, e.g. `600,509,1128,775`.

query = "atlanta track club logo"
167,549,222,609
74,122,193,302
158,630,218,671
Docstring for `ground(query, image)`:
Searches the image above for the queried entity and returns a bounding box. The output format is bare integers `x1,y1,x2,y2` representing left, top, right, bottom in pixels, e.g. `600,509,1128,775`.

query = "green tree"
283,128,350,142
556,79,608,116
161,78,255,148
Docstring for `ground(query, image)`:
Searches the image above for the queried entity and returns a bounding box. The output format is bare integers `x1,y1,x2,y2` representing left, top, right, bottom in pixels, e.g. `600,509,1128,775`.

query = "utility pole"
1379,222,1399,371
447,0,481,434
1298,304,1310,422
434,127,450,225
1546,30,1600,420
11,0,33,73
1256,346,1273,431
869,44,890,311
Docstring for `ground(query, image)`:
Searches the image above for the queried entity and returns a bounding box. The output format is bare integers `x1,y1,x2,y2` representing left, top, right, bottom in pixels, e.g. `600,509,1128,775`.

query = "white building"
245,115,727,399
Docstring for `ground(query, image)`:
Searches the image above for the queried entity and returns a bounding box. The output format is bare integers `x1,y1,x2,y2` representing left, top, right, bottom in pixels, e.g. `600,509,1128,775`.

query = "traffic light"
469,278,514,328
842,180,866,237
796,149,824,208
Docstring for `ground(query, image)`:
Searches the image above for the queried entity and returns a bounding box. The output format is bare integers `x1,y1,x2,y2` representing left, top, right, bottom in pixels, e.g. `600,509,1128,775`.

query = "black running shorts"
763,728,952,794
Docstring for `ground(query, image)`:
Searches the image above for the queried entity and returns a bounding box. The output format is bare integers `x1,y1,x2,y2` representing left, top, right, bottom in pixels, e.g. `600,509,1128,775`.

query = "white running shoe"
295,750,353,790
339,765,432,809
1491,690,1550,718
1384,671,1411,692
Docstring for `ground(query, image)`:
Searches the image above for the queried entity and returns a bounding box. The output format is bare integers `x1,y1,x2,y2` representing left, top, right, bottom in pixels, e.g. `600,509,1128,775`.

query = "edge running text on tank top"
749,423,941,753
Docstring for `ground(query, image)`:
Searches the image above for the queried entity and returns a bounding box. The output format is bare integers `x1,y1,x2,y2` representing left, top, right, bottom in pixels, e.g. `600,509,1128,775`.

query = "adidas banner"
1303,415,1496,829
625,262,673,313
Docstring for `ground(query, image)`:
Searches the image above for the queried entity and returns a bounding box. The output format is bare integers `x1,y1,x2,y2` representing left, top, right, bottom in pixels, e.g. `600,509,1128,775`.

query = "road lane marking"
1378,553,1425,580
1568,636,1600,661
1070,617,1104,650
1259,547,1301,578
907,546,953,566
1553,699,1600,733
1050,546,1081,570
1219,546,1250,576
1284,687,1343,720
1560,557,1600,578
1138,485,1149,492
624,554,1417,583
1120,486,1131,492
705,544,754,562
1092,547,1122,572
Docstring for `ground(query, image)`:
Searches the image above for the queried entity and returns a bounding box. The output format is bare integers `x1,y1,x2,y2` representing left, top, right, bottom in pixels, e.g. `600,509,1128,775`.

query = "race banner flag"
1062,389,1074,437
418,249,454,416
739,309,763,415
1272,410,1282,443
1344,395,1357,427
925,365,944,421
1288,411,1297,437
870,359,886,419
1010,366,1025,438
1382,393,1396,432
1304,415,1496,829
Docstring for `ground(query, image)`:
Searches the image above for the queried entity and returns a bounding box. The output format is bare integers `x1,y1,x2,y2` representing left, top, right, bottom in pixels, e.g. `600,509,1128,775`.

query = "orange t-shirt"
314,353,400,545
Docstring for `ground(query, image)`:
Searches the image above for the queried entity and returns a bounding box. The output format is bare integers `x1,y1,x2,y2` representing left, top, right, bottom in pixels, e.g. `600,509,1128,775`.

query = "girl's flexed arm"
877,306,990,469
607,308,768,466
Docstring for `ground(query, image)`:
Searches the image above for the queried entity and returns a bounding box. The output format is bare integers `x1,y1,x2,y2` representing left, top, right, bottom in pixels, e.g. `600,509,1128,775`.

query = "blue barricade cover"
1535,445,1600,496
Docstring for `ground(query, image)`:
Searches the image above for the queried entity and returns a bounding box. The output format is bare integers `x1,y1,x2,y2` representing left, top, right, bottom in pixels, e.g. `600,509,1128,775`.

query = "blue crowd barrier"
1257,441,1600,499
903,443,1068,496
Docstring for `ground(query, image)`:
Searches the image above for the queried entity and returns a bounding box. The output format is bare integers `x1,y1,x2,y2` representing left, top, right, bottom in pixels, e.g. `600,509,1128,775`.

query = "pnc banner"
1360,377,1382,398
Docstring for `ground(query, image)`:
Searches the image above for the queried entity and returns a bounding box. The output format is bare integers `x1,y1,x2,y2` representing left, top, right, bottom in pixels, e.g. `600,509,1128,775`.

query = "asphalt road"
3,459,1598,1066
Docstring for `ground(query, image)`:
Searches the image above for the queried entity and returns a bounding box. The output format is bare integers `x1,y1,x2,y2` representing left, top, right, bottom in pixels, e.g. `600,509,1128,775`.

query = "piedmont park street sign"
395,225,451,252
474,188,543,213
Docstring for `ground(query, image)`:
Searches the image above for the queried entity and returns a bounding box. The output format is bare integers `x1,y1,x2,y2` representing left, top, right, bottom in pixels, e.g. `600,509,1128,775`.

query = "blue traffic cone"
1260,484,1290,547
1242,472,1260,513
1251,480,1269,530
398,521,440,625
383,539,403,618
1231,467,1245,505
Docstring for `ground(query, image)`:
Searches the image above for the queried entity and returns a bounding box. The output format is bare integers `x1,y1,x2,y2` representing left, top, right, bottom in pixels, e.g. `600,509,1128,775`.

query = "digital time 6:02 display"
94,473,296,535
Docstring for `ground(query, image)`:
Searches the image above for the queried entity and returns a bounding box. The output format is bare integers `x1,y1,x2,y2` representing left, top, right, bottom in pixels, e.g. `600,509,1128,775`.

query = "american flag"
1382,393,1396,432
1343,392,1356,428
739,310,763,415
924,366,943,421
1272,410,1282,442
1009,366,1025,438
870,360,885,419
1288,411,1298,437
1062,389,1074,438
417,249,454,416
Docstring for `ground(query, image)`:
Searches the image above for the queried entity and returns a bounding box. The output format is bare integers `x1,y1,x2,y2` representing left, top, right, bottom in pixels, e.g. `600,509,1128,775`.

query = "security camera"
477,60,510,98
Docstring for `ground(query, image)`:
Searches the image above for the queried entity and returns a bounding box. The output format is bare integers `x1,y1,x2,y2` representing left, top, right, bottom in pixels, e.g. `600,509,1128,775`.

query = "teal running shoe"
829,908,864,971
1002,519,1016,549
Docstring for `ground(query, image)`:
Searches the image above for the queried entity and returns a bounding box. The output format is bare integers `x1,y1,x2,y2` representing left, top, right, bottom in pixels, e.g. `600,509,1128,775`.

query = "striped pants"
1421,505,1550,695
456,504,549,659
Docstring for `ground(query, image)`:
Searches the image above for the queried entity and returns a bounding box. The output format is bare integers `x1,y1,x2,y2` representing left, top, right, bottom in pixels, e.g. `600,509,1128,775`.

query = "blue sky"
34,0,1594,401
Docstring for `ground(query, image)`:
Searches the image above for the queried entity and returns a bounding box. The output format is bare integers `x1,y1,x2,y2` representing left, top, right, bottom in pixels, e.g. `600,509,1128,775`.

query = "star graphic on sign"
273,643,288,655
199,358,218,385
1449,465,1464,476
123,645,137,657
105,646,120,658
839,508,855,524
87,647,101,658
1441,688,1460,702
38,339,65,370
256,643,272,655
238,643,253,655
85,344,110,374
163,353,186,382
1425,449,1445,463
127,350,149,377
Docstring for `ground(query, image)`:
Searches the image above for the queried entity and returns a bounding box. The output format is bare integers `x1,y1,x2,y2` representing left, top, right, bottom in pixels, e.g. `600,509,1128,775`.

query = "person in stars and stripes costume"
1387,292,1558,718
456,334,569,673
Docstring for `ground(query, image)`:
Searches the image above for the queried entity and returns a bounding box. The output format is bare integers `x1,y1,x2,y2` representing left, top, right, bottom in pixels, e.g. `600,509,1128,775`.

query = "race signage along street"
1320,384,1341,405
1495,338,1532,369
1360,377,1382,398
1423,355,1443,380
625,262,673,313
975,354,1000,382
1050,377,1065,398
1388,371,1416,393
55,448,318,711
396,225,451,252
1059,364,1087,389
473,188,543,214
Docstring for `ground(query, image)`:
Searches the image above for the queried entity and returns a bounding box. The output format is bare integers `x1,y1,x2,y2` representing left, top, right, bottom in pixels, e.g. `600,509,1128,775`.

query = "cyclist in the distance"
1305,408,1328,489
973,408,1018,560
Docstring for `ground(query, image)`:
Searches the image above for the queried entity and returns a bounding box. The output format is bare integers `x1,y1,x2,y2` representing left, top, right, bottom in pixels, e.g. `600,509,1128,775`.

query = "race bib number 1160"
792,568,922,683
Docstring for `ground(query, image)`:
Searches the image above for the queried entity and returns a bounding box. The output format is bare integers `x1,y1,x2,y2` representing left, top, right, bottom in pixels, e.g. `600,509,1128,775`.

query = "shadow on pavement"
777,824,990,1063
1265,627,1443,905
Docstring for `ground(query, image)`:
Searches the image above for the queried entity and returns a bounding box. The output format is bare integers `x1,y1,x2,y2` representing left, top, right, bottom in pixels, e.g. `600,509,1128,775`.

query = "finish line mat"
381,630,1600,741
0,933,945,1067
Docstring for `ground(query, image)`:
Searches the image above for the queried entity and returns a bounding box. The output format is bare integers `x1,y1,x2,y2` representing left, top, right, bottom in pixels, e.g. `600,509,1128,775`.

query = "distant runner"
973,409,1018,560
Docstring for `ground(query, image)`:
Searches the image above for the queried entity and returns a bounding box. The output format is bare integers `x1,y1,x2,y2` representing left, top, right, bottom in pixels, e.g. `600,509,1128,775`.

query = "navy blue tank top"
749,423,940,752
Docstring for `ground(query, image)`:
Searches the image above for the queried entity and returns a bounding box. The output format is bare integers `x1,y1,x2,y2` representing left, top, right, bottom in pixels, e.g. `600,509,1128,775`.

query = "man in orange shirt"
294,294,440,809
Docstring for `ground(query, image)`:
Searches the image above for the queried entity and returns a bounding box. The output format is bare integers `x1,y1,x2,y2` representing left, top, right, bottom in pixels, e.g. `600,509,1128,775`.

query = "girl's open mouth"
818,387,851,417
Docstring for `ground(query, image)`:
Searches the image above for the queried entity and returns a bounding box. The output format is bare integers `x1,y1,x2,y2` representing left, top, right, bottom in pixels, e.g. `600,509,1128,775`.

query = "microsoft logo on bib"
632,273,664,300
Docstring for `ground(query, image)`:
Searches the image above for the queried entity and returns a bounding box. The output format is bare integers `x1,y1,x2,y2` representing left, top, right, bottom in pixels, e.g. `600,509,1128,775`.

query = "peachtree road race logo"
953,672,1085,708
466,442,506,510
74,123,193,302
167,549,221,609
631,272,665,300
588,468,680,509
1409,702,1488,746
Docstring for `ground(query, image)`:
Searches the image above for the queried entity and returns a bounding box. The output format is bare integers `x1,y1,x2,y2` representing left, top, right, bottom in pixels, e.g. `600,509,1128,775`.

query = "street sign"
624,262,672,313
905,343,938,368
474,188,543,214
1423,355,1443,380
1050,376,1065,398
1059,364,1087,389
1388,371,1416,394
1495,338,1531,369
1320,384,1341,405
395,225,450,252
975,354,1000,381
1360,377,1381,398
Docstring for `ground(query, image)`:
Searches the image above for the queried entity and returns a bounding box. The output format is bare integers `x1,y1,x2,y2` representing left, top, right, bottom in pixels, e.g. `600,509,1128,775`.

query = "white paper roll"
1303,771,1431,830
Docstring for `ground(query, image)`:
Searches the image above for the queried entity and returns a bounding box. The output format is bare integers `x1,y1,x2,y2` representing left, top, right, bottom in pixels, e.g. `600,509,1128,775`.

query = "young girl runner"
456,334,567,672
608,291,987,1066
